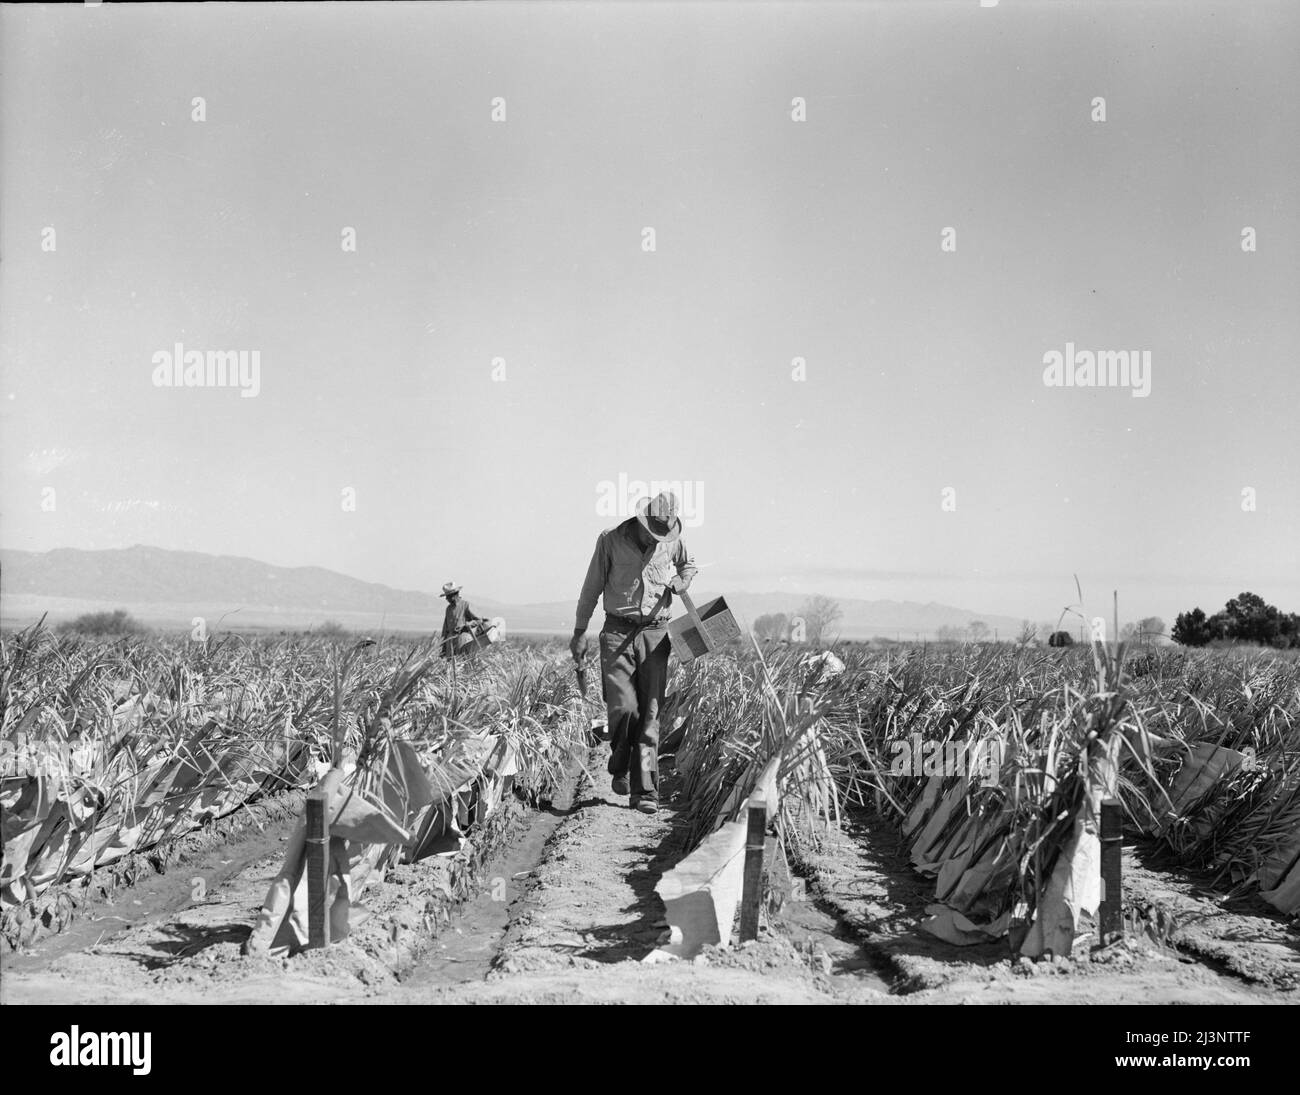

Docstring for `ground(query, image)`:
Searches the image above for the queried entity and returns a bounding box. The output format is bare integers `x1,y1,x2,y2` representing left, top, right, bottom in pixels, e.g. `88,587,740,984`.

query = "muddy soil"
0,785,538,1004
3,798,301,974
396,750,892,1004
1121,845,1300,992
4,753,1298,1005
400,762,578,987
792,808,1298,1005
1,788,307,955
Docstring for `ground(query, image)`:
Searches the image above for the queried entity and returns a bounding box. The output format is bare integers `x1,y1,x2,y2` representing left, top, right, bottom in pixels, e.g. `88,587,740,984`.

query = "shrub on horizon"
57,609,146,637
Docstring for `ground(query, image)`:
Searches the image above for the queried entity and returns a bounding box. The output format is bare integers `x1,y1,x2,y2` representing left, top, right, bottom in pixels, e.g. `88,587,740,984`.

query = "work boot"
611,775,630,796
630,796,657,814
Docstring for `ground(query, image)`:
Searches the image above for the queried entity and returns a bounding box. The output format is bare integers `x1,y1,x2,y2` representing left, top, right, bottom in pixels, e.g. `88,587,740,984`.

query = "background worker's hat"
636,491,682,543
441,582,462,597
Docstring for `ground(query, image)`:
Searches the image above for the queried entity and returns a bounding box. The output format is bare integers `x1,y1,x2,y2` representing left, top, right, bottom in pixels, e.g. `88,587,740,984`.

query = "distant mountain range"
0,545,1030,639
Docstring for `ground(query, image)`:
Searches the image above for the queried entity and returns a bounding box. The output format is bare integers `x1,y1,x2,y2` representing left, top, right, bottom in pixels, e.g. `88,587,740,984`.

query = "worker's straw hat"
636,491,682,543
441,582,462,597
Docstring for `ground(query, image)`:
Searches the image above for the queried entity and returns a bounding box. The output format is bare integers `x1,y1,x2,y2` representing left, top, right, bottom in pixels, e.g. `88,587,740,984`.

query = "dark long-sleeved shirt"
575,518,698,631
442,597,483,638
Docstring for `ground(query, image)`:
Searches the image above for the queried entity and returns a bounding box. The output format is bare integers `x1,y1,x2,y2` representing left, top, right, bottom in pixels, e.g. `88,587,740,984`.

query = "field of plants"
672,639,1300,957
2,619,1297,998
0,623,587,948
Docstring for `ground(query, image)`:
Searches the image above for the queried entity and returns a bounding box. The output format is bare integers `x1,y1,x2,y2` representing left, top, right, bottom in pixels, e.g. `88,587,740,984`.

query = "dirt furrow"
9,745,1288,1005
791,808,1296,1004
1,774,550,1003
398,750,890,1004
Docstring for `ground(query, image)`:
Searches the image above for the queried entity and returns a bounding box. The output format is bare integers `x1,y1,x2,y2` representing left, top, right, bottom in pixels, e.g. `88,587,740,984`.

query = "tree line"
752,596,843,645
1172,592,1300,648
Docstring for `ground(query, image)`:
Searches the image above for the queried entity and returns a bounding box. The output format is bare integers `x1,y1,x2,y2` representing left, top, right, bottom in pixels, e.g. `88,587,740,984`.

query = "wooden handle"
678,589,699,619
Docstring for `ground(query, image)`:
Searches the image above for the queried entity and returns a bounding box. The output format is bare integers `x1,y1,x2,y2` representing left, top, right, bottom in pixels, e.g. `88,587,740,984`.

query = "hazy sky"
2,1,1297,627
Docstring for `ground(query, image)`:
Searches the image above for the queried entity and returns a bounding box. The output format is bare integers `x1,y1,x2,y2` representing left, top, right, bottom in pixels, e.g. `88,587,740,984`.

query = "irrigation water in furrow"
401,757,580,986
401,743,894,996
776,898,894,985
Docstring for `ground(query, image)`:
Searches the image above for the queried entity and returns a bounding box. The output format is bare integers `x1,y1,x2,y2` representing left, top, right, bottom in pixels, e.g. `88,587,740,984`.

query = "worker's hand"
668,576,690,595
570,631,589,661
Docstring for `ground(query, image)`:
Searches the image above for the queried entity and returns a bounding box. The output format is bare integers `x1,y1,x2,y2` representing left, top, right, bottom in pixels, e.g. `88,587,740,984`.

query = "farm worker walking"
441,582,487,657
571,490,697,814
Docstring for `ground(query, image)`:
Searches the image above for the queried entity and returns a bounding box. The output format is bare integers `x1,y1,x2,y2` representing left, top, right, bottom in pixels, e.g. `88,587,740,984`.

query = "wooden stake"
738,791,767,942
1099,797,1123,943
306,788,330,949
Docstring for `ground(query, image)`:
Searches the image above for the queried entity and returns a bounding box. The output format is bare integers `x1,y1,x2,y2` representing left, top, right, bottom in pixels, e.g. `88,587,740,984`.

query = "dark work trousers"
599,621,670,800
